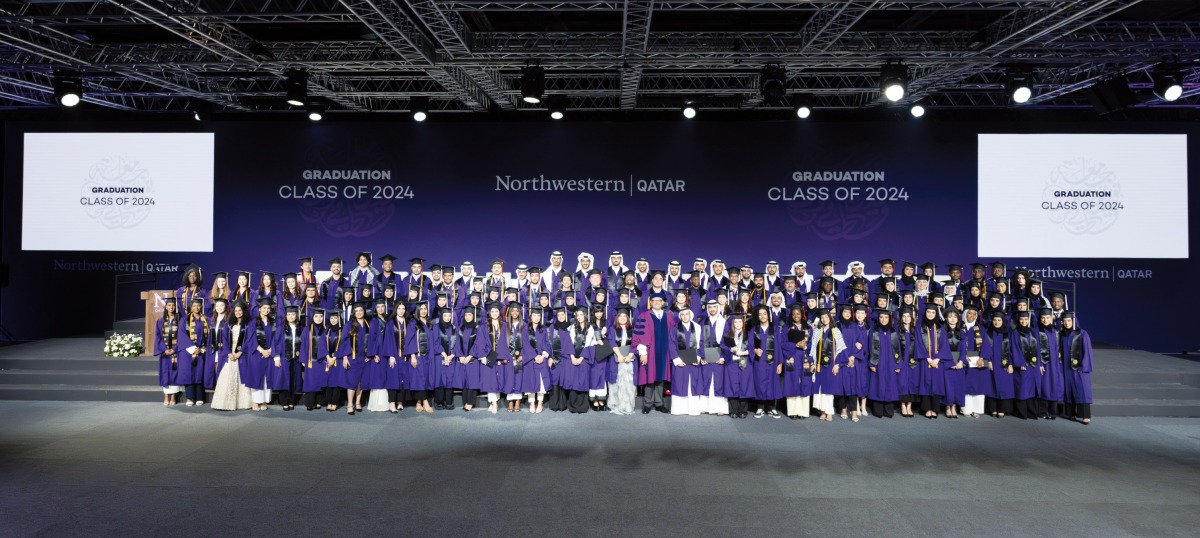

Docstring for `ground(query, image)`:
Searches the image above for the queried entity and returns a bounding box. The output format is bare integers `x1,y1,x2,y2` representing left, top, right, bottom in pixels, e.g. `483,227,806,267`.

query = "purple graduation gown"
300,325,331,393
402,321,435,391
943,325,968,407
243,317,282,390
1011,327,1043,400
748,324,782,400
154,315,180,387
866,328,902,402
671,322,704,398
432,321,461,389
983,328,1020,399
267,323,303,391
206,318,232,389
720,334,756,399
838,322,870,397
1062,329,1094,404
697,322,725,396
379,319,411,391
780,323,811,398
323,324,348,389
521,325,554,393
914,323,950,396
175,314,210,386
1039,325,1066,403
811,327,842,396
361,318,389,390
558,324,594,392
963,325,993,397
338,322,370,390
632,310,677,385
468,321,509,393
454,324,479,390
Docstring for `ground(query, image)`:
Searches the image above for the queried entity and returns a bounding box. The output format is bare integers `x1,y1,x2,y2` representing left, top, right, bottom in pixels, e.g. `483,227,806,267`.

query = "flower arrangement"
104,333,144,358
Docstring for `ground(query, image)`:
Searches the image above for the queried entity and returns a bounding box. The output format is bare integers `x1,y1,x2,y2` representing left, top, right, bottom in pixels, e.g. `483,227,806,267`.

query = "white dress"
211,324,252,410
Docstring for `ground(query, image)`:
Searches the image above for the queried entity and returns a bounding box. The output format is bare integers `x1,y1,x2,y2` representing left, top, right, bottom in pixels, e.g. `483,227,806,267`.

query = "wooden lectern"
139,290,176,357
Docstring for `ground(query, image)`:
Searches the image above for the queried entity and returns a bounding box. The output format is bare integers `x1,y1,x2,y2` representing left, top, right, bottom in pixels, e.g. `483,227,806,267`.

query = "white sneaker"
754,410,765,418
768,410,781,418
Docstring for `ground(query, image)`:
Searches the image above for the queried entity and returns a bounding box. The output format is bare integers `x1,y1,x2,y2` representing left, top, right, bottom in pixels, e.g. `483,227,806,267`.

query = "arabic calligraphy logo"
1041,157,1121,235
81,156,153,229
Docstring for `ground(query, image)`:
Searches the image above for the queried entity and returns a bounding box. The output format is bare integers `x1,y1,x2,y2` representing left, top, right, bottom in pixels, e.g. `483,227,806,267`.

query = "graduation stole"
230,321,245,353
813,329,827,371
489,321,500,352
924,326,938,367
307,326,320,369
758,325,775,362
325,326,342,371
233,288,250,304
188,313,210,349
182,287,199,311
162,315,177,350
212,316,224,350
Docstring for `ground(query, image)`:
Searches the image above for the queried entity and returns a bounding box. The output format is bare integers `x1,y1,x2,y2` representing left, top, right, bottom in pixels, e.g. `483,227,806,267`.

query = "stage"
2,338,1200,417
1,401,1198,535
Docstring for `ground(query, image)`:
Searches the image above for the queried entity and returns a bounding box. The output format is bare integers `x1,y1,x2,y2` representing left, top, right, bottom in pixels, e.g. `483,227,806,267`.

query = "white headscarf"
575,252,594,273
844,260,864,279
791,261,814,289
608,252,629,275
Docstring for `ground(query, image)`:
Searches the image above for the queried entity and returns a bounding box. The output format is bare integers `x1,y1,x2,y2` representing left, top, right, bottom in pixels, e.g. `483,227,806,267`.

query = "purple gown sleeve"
1009,330,1027,368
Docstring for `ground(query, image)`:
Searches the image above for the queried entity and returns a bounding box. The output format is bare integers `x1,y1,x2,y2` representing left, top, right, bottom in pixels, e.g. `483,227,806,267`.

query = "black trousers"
728,397,749,415
433,387,455,407
1069,403,1092,419
919,395,942,414
899,393,915,404
548,385,568,411
302,391,321,408
461,388,480,408
184,384,205,402
834,395,853,412
412,389,430,401
872,400,896,418
274,390,292,406
1013,398,1037,419
756,399,776,413
567,390,590,414
985,397,1014,415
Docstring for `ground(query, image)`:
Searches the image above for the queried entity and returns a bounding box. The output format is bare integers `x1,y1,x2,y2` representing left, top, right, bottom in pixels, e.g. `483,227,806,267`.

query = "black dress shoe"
446,405,455,410
306,406,315,411
642,407,652,415
655,406,667,414
347,410,355,416
388,409,398,414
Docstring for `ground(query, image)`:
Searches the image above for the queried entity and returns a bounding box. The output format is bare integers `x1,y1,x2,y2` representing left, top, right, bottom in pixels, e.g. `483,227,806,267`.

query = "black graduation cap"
212,271,228,280
212,297,228,305
328,257,344,265
919,262,936,271
818,260,836,268
924,302,939,311
753,272,766,279
1049,291,1065,299
373,297,388,307
357,284,373,295
689,270,703,279
1015,297,1030,305
586,268,602,277
989,310,1006,319
674,288,689,296
851,288,867,297
930,291,944,300
282,272,297,281
1028,278,1043,286
878,258,896,266
803,291,818,300
782,275,797,283
967,281,982,289
435,291,448,300
819,276,836,285
946,264,964,272
950,294,963,303
963,304,980,312
613,304,632,316
1015,310,1032,319
649,269,666,278
381,283,395,291
900,260,916,270
994,276,1009,285
788,302,804,312
879,276,896,285
257,297,275,307
970,263,986,270
914,274,930,282
313,308,327,316
429,264,443,272
491,257,505,266
327,308,341,318
900,289,915,296
305,282,317,290
230,299,248,311
591,302,606,312
298,257,313,264
528,266,542,273
898,305,916,315
504,287,519,295
991,261,1006,270
235,270,252,281
1036,307,1054,317
811,308,829,318
285,305,299,314
1061,310,1076,319
853,303,868,312
407,257,424,266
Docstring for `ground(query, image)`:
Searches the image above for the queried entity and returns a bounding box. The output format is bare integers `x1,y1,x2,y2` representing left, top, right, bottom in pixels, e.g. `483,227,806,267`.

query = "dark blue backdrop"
2,119,1196,352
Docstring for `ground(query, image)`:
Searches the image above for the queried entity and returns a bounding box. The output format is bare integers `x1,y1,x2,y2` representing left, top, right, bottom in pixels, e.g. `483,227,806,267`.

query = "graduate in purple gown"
230,271,254,311
177,297,210,407
561,307,596,414
748,305,783,418
319,258,348,310
832,303,858,420
379,303,409,413
1059,312,1093,424
454,306,481,411
1037,307,1065,419
347,251,379,292
895,306,917,417
299,308,329,410
983,310,1017,417
176,264,208,321
961,305,990,418
669,308,704,416
206,272,231,318
432,307,460,411
298,283,321,327
586,303,612,411
915,303,950,419
780,304,811,419
1010,310,1043,420
340,302,371,415
721,312,755,419
206,298,232,391
321,310,346,411
470,302,509,414
845,304,872,419
362,299,391,407
245,298,281,412
268,305,303,410
544,306,575,412
280,272,303,313
404,301,436,413
866,308,902,418
809,308,845,421
499,301,527,412
522,307,554,413
154,297,182,406
606,305,639,415
374,254,400,297
253,271,280,317
942,308,968,419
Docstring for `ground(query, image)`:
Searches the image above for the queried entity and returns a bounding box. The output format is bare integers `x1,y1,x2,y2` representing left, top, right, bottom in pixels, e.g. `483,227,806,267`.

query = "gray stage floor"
1,401,1198,537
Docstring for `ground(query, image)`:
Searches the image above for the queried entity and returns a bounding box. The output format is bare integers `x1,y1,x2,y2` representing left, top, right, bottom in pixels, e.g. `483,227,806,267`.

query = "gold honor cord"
188,313,210,348
814,331,823,373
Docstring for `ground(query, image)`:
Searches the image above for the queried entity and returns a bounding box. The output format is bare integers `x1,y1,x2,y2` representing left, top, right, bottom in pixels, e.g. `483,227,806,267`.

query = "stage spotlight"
521,63,545,104
1007,67,1034,104
285,69,307,106
53,74,82,107
879,61,908,102
792,93,812,119
760,64,787,104
547,95,566,120
910,103,926,118
410,96,429,122
1153,66,1183,102
681,102,697,119
307,103,324,121
189,98,210,122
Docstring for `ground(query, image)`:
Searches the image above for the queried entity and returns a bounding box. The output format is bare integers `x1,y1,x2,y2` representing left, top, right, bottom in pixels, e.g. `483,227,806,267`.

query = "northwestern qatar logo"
80,156,153,229
1040,157,1122,235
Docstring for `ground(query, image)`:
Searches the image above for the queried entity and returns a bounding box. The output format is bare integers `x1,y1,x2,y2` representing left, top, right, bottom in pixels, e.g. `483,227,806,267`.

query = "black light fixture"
410,96,429,122
1006,66,1034,104
879,61,908,102
792,93,812,119
521,62,545,104
306,102,324,121
189,98,210,121
760,64,787,105
1152,64,1183,102
285,69,307,107
247,42,274,62
547,95,566,120
53,72,82,107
